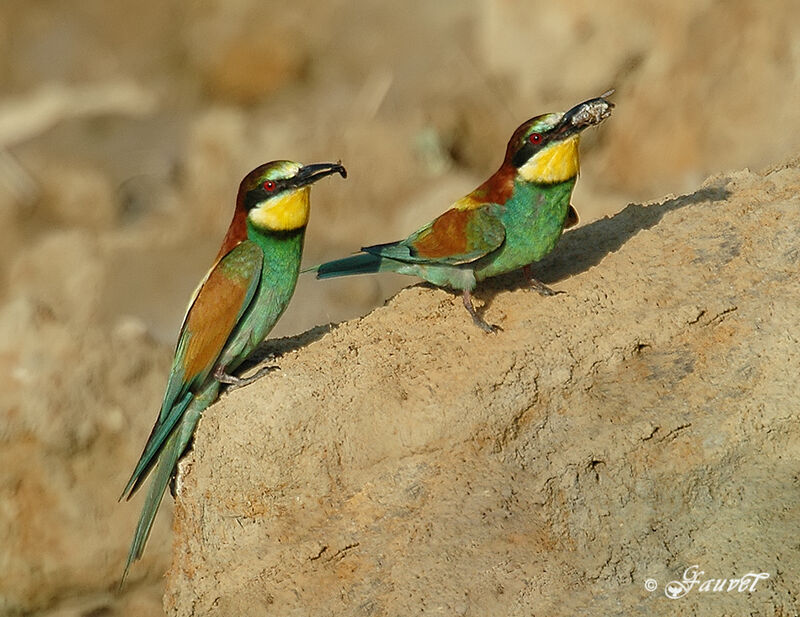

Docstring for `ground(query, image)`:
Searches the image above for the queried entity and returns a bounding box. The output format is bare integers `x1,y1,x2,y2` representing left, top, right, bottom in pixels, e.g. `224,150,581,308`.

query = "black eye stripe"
244,187,272,209
245,179,290,208
512,141,535,167
512,131,556,168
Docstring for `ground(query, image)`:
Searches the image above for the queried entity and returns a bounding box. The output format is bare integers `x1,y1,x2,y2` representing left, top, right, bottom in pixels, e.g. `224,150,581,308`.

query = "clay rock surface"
166,162,800,616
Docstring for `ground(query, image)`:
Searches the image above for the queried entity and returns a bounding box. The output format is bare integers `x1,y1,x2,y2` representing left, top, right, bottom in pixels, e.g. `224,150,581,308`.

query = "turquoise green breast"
210,223,305,377
474,178,575,281
240,222,304,348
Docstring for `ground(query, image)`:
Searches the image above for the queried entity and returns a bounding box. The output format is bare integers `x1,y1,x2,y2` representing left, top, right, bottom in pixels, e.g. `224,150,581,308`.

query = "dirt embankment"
165,160,800,616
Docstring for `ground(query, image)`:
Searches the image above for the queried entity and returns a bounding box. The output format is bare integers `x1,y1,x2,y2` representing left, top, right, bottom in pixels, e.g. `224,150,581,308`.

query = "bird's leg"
214,364,277,390
462,290,500,333
522,265,563,297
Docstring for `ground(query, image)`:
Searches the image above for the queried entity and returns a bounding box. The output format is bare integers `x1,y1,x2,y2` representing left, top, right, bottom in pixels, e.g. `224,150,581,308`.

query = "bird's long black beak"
291,162,347,188
557,89,615,136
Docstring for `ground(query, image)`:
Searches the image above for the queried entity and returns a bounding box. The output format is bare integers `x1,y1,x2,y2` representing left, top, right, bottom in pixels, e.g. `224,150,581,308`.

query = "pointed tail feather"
120,405,202,587
119,391,193,502
121,426,181,586
315,252,383,279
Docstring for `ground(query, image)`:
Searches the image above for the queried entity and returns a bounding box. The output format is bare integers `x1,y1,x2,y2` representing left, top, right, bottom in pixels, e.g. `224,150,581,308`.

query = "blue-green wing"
363,205,505,265
120,241,263,500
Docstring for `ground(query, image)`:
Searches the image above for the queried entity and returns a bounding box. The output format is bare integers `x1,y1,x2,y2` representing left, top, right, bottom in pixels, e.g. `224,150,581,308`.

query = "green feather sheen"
474,178,575,281
122,221,304,584
213,221,304,373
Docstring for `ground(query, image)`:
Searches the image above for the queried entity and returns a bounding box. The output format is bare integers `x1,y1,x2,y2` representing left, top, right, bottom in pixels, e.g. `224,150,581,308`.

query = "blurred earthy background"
1,1,798,615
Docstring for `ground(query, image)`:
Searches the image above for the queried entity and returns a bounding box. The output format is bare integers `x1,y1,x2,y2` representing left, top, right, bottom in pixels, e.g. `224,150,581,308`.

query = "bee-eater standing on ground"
314,93,613,331
119,160,346,583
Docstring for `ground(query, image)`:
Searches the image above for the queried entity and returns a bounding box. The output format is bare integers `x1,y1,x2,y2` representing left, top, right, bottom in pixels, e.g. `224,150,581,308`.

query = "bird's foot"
527,278,563,297
522,265,564,297
472,314,503,333
214,365,278,390
462,290,502,333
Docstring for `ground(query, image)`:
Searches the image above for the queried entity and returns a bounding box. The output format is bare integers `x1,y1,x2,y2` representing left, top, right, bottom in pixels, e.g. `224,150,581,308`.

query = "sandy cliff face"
165,161,800,616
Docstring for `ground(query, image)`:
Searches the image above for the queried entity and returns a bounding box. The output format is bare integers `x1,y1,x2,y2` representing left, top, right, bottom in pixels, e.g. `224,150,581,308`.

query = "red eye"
529,133,542,144
264,180,276,191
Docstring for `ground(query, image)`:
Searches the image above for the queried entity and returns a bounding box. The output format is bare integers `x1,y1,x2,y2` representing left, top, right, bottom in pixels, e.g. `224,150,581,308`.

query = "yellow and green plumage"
314,94,613,331
119,160,345,583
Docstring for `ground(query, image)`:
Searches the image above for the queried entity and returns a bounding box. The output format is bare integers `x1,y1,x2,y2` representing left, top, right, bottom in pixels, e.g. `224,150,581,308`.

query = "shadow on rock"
478,182,731,306
238,324,333,372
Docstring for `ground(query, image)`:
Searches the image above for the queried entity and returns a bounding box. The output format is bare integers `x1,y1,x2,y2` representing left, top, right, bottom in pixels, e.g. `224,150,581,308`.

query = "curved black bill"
292,162,347,188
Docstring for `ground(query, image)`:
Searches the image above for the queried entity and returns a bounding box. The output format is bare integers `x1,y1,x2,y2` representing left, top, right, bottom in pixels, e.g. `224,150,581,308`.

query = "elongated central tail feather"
315,252,382,279
119,391,193,501
120,426,183,586
120,402,204,587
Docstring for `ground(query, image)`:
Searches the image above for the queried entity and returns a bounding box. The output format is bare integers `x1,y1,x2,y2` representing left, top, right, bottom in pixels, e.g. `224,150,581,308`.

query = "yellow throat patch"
518,135,580,184
248,187,311,231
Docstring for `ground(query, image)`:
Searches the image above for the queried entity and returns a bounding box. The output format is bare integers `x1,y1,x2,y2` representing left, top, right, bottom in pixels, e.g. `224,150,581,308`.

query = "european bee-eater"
314,93,613,331
119,160,346,583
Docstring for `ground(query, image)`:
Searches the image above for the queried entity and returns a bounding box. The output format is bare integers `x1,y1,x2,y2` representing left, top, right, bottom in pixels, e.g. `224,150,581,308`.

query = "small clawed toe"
214,365,278,390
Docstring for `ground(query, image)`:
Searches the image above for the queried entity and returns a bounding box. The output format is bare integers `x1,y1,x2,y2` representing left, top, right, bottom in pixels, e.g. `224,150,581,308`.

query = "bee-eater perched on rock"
314,93,613,331
119,160,346,583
